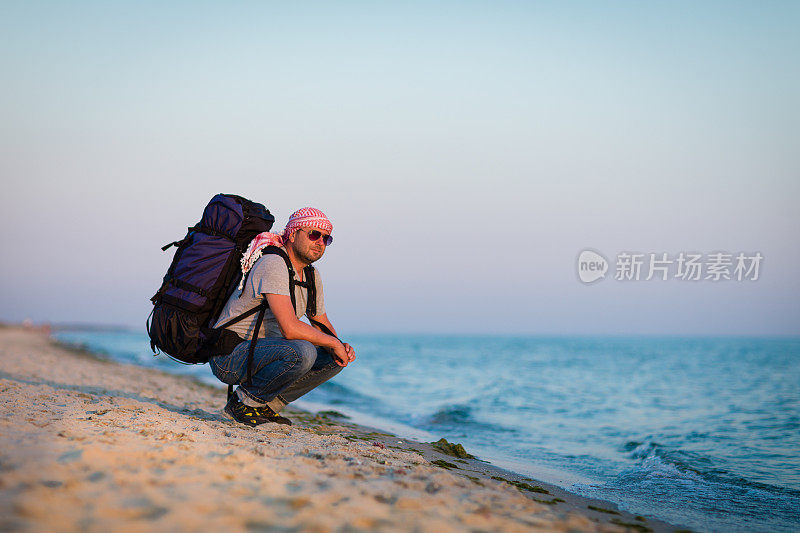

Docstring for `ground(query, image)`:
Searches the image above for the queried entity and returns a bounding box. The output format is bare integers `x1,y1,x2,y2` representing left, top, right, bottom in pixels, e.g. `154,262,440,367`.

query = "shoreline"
53,332,594,489
288,399,595,489
1,325,684,531
51,329,593,488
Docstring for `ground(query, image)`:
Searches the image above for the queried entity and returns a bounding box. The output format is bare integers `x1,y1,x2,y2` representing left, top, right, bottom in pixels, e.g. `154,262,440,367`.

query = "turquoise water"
54,330,800,532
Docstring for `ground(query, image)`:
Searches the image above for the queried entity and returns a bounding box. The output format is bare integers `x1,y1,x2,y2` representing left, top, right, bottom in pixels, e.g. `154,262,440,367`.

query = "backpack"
147,194,275,363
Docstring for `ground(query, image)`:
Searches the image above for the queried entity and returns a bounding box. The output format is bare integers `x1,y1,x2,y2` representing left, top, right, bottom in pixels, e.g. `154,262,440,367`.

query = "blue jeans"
209,338,342,413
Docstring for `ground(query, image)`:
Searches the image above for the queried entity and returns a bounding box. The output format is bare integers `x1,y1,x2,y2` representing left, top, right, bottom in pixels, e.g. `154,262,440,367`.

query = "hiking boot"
224,394,292,427
251,402,293,426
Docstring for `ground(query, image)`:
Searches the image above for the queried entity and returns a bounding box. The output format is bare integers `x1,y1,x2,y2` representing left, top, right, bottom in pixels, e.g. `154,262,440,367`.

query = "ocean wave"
415,403,522,439
575,439,798,532
425,404,473,424
624,439,800,498
620,441,701,482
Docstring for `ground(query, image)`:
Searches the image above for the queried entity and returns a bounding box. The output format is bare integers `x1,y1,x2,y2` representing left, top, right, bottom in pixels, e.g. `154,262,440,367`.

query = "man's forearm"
310,315,337,338
281,318,339,349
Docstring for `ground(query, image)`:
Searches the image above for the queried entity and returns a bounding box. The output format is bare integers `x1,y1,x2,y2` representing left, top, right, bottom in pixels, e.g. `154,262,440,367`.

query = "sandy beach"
0,325,681,532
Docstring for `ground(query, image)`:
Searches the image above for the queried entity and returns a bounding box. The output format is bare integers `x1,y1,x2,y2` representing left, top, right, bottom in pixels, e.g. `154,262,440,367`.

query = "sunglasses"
304,229,333,246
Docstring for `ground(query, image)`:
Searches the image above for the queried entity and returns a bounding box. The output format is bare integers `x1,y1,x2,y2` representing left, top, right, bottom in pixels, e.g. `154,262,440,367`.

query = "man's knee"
290,340,316,373
327,363,344,379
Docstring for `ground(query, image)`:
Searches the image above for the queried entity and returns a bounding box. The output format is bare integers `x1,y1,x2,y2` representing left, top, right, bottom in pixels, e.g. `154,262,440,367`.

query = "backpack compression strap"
215,301,268,400
244,302,267,386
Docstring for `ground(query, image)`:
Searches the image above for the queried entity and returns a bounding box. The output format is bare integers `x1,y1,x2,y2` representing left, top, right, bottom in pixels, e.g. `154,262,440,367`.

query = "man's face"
290,227,329,264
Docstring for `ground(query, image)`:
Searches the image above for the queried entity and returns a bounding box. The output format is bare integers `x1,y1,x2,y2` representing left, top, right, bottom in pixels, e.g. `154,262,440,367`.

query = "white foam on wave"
626,441,705,482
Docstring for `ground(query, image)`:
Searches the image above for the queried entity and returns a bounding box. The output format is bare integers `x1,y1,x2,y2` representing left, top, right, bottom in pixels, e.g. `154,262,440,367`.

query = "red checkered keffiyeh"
238,207,333,289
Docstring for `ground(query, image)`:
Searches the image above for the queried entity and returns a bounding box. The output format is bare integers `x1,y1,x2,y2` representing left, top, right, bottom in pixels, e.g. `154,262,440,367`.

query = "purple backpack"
147,194,274,363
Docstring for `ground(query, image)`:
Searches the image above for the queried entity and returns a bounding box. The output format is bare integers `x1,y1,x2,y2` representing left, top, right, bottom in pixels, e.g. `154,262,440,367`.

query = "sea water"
53,330,800,533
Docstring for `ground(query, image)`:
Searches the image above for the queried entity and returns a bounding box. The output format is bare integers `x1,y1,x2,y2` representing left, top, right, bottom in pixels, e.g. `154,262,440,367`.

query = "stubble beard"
294,244,323,266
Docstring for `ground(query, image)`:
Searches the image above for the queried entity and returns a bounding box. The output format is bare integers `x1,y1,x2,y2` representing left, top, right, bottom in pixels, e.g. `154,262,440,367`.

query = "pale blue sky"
1,1,798,334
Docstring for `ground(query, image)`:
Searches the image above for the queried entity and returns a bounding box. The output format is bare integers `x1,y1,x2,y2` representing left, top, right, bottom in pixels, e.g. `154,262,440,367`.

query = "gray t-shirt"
213,252,325,340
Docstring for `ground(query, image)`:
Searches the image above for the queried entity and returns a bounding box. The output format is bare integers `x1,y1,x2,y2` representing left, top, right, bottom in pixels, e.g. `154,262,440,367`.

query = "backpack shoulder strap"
303,265,317,318
260,247,318,317
261,246,298,312
261,245,293,271
303,265,336,337
250,247,334,339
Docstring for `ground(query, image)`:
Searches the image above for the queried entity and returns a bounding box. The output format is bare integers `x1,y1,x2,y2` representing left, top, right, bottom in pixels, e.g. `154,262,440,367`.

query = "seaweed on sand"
431,459,459,469
431,438,474,459
490,476,549,494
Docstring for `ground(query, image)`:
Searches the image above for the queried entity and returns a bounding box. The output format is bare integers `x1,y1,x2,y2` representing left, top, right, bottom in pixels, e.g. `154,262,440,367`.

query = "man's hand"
265,294,355,367
343,342,355,363
331,341,356,367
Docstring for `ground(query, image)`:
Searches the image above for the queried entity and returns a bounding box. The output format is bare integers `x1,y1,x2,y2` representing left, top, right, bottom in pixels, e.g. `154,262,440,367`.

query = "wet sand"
0,325,683,532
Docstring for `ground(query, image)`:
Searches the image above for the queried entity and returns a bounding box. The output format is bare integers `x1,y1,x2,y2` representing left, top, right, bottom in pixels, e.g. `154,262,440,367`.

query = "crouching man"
210,207,355,426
